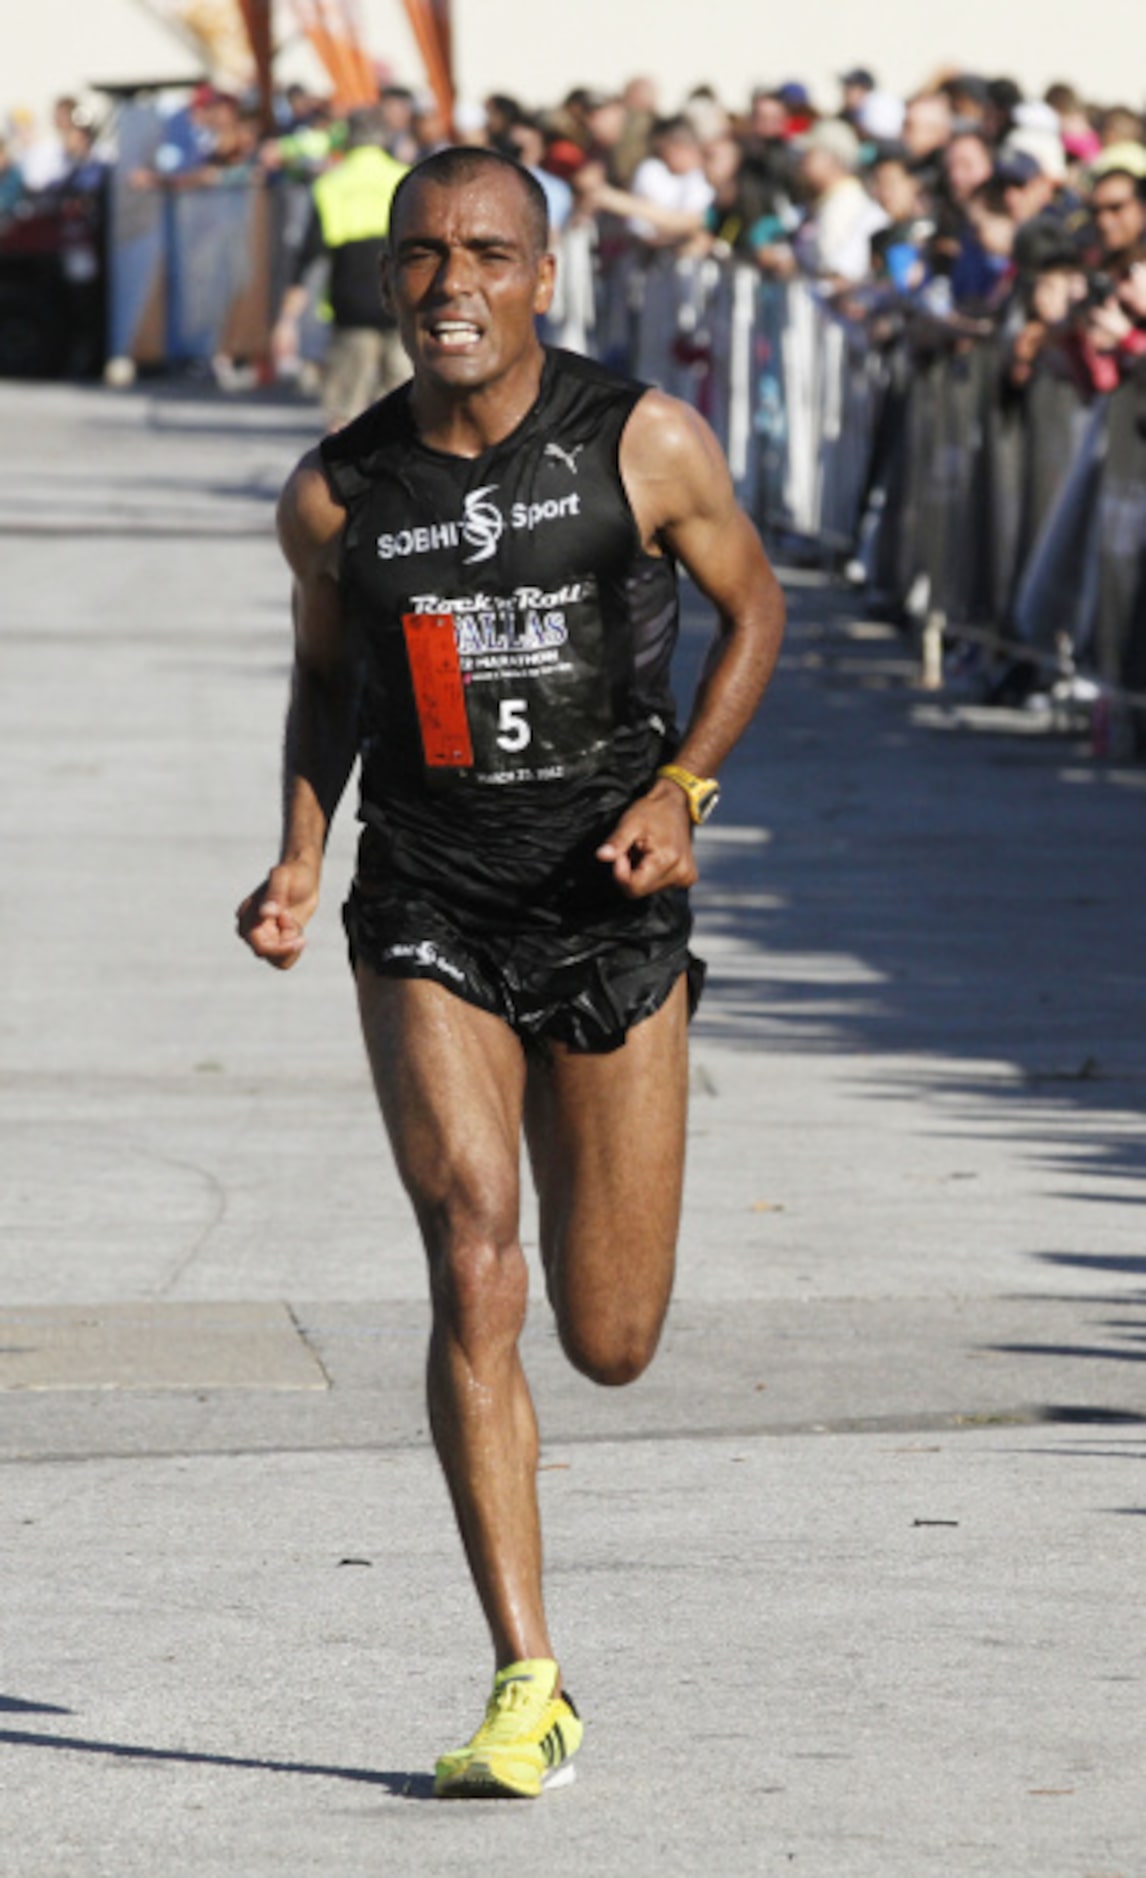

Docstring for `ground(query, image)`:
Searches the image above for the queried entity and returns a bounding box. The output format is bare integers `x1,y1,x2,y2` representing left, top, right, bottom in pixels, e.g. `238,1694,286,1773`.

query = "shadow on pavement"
989,1251,1146,1372
683,585,1146,1192
0,1726,434,1796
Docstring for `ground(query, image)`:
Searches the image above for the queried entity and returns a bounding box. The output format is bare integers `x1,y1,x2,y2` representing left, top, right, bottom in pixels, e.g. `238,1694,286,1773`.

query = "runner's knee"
422,1184,528,1345
557,1309,664,1388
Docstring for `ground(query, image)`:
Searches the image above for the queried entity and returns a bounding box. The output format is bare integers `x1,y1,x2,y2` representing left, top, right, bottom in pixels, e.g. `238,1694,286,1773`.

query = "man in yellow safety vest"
273,104,409,428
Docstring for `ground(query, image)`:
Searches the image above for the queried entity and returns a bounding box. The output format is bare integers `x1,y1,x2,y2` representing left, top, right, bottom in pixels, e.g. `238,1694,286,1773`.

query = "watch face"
694,781,720,823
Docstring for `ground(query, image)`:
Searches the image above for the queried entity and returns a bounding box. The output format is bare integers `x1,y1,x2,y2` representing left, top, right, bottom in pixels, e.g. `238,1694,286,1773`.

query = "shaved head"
389,147,550,257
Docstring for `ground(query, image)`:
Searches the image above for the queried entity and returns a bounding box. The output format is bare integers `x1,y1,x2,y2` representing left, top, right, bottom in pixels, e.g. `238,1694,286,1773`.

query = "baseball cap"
1003,127,1066,183
800,117,861,170
995,148,1041,188
840,68,875,90
1092,140,1146,179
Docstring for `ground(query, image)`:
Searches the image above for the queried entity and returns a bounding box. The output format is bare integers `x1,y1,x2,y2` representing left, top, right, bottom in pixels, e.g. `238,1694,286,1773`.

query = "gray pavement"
1,378,1144,1878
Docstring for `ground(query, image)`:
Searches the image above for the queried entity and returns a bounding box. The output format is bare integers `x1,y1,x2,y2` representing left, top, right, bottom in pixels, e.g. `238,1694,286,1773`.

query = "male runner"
237,147,785,1798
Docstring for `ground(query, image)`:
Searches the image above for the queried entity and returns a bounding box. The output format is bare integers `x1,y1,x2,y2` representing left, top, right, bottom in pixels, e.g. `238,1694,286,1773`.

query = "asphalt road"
2,378,1144,1877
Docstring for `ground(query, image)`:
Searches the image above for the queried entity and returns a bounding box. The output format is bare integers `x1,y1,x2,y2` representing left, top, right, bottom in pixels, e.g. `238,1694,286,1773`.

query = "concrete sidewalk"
2,380,1144,1877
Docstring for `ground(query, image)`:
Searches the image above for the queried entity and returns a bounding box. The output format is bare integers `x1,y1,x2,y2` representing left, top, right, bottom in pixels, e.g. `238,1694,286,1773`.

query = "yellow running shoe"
434,1658,583,1799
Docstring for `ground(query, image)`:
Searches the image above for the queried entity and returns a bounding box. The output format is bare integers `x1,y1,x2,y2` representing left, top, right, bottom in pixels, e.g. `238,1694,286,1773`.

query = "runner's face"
385,173,554,390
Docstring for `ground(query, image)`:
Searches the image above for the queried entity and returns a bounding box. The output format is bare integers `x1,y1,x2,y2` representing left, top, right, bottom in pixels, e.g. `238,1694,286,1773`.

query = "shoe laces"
479,1675,547,1743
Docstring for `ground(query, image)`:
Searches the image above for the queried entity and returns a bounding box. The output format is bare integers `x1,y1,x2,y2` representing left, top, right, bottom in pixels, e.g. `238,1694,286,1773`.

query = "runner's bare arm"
236,452,357,968
598,392,785,897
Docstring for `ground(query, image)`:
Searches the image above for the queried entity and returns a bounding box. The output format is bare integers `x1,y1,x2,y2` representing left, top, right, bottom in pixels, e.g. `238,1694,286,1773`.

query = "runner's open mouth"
427,320,483,349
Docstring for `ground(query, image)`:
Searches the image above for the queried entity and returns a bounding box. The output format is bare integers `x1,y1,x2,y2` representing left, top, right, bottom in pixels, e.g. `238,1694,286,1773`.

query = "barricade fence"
620,253,1146,733
105,141,1146,738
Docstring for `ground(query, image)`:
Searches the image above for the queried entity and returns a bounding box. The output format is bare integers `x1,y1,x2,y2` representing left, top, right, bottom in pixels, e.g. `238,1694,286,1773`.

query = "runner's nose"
433,242,479,301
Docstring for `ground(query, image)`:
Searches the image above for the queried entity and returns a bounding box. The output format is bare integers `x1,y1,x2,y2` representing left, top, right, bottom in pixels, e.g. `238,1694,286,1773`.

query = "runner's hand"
236,859,320,968
596,783,697,899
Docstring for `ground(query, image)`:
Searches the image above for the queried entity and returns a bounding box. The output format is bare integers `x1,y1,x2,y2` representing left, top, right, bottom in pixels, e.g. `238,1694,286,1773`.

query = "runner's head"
389,146,551,257
384,149,555,393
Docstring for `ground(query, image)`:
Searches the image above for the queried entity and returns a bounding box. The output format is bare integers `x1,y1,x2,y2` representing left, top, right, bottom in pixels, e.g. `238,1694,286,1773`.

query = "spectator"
792,118,888,284
996,147,1059,232
412,95,452,159
684,85,728,147
378,86,418,163
57,119,108,195
868,147,934,290
776,82,814,138
1091,169,1146,269
612,75,658,185
559,87,610,153
741,89,798,203
856,92,906,146
985,77,1023,144
576,128,750,257
271,104,407,430
484,92,525,157
626,115,714,242
944,129,995,208
1099,106,1144,150
703,132,783,256
902,91,953,196
946,73,992,128
0,134,24,221
21,95,79,191
839,67,876,128
1077,257,1146,388
507,116,573,236
939,131,1000,299
582,94,629,183
958,176,1018,307
1045,83,1102,167
153,84,219,176
1006,223,1089,390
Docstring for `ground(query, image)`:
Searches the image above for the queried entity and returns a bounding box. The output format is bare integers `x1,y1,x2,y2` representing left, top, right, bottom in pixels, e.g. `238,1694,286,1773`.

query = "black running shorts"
343,844,706,1056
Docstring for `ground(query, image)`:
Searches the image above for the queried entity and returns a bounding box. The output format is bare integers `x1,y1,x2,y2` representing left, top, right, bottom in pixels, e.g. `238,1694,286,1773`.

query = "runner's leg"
356,968,556,1671
524,975,689,1385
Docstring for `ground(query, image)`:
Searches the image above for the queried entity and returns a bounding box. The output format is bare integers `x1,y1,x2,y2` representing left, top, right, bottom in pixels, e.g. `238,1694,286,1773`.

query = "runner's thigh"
524,974,689,1339
356,969,527,1257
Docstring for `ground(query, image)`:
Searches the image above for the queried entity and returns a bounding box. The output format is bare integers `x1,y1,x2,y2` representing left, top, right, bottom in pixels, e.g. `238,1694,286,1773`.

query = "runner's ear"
533,250,556,317
380,251,395,316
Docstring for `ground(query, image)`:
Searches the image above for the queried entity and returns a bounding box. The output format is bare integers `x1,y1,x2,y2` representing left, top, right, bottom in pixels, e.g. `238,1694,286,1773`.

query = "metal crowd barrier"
618,250,1146,723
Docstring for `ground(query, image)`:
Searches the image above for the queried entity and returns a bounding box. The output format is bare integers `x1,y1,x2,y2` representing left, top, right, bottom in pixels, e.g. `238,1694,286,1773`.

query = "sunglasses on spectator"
1094,197,1137,215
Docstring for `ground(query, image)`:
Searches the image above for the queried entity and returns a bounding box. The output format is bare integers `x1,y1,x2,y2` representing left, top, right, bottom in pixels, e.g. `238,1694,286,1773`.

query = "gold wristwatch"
656,763,721,825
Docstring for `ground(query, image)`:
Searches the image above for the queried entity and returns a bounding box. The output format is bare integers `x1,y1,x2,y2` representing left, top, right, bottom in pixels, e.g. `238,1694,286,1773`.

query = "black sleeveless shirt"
320,347,682,921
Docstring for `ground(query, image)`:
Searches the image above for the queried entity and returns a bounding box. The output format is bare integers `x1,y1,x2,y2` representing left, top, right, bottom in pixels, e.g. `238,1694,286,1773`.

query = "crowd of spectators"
3,64,1146,391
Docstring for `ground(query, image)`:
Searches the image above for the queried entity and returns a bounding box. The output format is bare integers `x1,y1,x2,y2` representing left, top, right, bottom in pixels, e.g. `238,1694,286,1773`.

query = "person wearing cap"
998,130,1087,242
272,105,408,429
840,67,876,128
792,117,888,284
776,83,814,138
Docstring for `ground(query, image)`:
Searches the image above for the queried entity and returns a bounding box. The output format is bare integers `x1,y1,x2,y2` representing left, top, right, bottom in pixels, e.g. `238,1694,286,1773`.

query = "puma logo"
543,441,584,475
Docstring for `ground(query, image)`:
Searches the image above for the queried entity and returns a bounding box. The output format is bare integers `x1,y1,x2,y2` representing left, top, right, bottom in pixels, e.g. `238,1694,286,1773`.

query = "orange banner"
291,0,376,112
401,0,454,137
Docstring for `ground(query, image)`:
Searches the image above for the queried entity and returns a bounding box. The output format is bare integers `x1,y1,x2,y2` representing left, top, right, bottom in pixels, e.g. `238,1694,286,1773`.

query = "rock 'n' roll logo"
459,485,504,564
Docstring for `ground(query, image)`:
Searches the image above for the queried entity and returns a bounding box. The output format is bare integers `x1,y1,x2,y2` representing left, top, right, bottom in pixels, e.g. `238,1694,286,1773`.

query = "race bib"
403,577,612,784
